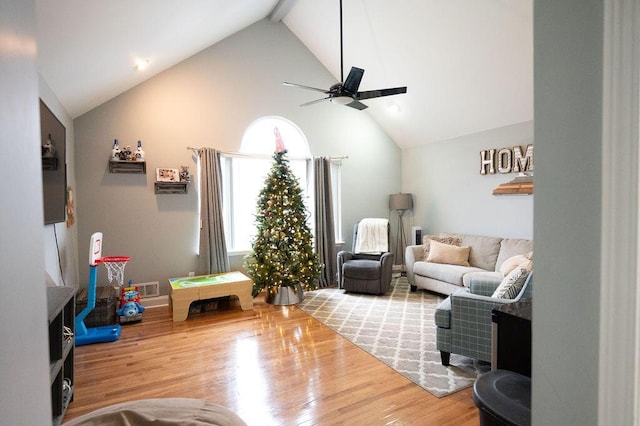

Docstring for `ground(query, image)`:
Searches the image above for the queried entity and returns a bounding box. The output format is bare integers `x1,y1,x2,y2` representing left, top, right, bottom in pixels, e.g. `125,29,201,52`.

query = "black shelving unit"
47,286,75,425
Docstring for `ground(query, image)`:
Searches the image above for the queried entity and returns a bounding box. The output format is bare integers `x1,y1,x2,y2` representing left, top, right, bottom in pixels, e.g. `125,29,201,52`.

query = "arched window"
221,116,312,252
240,116,310,157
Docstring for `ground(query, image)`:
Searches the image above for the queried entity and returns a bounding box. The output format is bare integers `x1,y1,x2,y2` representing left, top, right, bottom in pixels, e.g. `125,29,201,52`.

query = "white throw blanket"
354,218,389,254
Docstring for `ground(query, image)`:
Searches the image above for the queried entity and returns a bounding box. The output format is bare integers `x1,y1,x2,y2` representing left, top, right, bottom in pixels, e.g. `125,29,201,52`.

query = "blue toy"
117,301,145,322
75,232,128,345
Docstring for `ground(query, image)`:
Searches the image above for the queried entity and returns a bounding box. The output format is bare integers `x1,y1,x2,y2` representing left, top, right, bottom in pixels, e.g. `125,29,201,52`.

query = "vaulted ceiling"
36,0,532,148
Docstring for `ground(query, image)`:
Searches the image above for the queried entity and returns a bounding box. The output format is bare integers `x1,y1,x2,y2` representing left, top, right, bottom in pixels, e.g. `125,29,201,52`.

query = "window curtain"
313,157,337,287
198,148,230,274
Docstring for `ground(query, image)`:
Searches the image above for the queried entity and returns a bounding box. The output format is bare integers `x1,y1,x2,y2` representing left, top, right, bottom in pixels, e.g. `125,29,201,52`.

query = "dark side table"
491,299,532,377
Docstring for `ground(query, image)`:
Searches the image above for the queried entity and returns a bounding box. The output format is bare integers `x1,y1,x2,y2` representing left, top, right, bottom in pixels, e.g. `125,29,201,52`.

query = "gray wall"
532,0,603,424
74,19,400,292
0,0,52,423
401,121,533,240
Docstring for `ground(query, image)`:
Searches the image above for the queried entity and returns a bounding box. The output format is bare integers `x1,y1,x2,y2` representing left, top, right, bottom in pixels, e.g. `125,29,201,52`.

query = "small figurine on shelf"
180,166,191,183
111,139,120,160
118,145,133,161
42,133,56,158
135,140,145,161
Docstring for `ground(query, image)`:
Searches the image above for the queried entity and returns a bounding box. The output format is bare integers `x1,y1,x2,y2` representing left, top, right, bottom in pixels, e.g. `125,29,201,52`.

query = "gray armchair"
337,219,394,295
435,271,533,365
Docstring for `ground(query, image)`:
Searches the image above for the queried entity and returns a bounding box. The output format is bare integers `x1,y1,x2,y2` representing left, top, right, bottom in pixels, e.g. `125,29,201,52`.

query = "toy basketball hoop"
96,256,130,286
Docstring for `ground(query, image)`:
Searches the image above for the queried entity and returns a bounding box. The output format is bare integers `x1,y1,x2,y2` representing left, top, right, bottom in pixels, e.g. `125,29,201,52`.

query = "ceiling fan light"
331,96,352,105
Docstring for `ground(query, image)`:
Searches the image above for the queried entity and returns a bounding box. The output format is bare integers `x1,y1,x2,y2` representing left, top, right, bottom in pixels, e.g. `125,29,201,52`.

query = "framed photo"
156,168,179,182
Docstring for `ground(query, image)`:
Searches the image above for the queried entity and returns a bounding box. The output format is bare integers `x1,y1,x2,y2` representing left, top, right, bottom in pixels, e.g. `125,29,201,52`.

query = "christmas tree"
245,128,321,299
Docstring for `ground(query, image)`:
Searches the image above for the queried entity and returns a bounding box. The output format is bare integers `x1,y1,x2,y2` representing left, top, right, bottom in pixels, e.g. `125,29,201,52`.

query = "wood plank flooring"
64,296,479,425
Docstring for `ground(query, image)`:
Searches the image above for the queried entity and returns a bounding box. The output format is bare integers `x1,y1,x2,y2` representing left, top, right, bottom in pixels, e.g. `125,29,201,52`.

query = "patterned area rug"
296,277,490,397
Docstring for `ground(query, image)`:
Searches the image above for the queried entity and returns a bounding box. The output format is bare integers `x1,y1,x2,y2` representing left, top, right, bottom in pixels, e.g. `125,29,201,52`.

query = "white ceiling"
36,0,532,149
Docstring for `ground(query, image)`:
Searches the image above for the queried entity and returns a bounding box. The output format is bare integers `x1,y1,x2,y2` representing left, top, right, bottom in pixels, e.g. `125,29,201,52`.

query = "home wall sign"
480,144,534,175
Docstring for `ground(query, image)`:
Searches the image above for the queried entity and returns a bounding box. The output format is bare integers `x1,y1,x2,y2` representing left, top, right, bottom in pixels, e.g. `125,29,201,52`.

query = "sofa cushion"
463,271,503,295
495,238,534,272
499,254,531,276
450,234,503,271
343,259,381,280
414,261,485,286
492,261,533,299
422,235,462,259
426,240,471,266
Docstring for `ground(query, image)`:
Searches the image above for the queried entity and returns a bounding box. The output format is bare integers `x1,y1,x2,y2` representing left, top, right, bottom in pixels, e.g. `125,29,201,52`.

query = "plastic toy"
117,301,145,322
118,285,145,322
75,232,128,345
120,285,141,305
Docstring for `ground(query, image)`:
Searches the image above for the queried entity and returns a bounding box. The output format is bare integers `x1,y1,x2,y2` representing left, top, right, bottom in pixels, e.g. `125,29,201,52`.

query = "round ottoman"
62,398,247,426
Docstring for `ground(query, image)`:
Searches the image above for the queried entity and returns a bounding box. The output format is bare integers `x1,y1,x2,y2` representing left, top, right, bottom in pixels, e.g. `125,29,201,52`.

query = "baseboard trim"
141,295,169,308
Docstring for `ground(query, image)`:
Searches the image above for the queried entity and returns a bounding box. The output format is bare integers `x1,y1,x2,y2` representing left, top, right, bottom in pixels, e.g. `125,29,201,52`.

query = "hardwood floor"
64,296,479,425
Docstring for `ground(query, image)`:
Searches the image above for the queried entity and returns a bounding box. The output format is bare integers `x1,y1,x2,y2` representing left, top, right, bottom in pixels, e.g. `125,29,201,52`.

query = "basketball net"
97,256,130,286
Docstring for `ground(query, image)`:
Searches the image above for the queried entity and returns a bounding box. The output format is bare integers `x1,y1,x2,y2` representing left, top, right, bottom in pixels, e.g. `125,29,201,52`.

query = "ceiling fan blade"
300,97,332,107
282,82,329,94
342,67,364,94
356,87,407,100
346,100,368,110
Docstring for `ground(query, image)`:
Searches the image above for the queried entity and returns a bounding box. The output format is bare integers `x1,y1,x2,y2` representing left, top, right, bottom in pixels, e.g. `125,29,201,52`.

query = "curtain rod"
186,147,347,161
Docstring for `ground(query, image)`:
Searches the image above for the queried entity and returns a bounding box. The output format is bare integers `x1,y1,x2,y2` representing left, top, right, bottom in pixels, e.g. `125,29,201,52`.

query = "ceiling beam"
269,0,298,22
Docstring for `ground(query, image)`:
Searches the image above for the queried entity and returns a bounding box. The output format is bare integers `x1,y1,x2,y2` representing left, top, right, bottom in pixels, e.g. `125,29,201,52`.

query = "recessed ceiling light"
388,103,401,114
134,58,150,71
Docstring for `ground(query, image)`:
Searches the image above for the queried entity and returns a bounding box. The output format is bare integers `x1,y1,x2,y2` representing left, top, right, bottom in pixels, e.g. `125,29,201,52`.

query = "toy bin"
75,286,118,327
473,369,531,426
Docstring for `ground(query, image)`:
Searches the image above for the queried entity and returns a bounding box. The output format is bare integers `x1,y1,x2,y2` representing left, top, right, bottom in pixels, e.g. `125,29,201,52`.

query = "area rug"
296,277,490,397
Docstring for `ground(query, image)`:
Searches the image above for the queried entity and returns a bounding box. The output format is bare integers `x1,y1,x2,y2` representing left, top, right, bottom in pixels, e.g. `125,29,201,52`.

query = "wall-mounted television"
40,99,67,225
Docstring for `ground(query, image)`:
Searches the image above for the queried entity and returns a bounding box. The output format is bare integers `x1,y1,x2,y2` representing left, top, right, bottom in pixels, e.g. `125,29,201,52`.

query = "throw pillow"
426,239,471,267
499,254,531,276
422,235,462,259
492,261,533,299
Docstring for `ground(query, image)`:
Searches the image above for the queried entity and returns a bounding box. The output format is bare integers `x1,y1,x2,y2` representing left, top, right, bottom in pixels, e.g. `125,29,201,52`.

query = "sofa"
435,270,533,365
405,233,533,295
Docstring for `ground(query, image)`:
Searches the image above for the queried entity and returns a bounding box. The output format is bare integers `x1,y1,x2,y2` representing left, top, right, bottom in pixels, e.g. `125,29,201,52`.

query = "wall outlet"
188,271,195,277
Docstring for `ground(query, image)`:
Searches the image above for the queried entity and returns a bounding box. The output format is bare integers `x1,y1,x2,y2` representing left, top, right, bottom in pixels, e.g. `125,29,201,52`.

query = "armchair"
337,219,394,295
435,271,533,365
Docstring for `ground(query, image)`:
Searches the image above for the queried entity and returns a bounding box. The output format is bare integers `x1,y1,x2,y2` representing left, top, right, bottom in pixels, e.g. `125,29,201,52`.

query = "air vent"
134,281,160,299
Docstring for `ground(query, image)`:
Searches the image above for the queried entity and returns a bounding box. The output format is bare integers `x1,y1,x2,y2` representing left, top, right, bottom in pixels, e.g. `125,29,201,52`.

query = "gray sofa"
405,233,533,295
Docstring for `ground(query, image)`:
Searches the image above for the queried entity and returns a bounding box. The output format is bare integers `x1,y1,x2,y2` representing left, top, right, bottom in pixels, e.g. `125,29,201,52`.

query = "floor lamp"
389,193,413,274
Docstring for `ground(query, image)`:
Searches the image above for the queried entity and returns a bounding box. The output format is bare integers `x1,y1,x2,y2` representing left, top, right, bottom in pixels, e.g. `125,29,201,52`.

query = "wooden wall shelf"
42,157,59,170
155,182,189,194
109,160,146,174
493,175,534,196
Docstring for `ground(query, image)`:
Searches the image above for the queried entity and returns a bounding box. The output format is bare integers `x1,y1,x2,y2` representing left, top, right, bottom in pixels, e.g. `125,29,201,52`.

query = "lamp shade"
389,193,413,211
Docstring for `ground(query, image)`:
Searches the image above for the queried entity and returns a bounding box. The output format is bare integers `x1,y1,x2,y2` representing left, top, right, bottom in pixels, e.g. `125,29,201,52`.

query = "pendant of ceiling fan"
282,0,407,110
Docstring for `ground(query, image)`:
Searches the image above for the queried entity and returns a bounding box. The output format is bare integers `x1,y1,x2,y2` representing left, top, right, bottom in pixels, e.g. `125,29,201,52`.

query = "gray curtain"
198,148,229,274
313,157,337,287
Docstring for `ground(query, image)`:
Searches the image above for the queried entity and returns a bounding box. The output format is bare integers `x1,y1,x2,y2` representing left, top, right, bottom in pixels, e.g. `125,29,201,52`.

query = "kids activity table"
169,271,253,322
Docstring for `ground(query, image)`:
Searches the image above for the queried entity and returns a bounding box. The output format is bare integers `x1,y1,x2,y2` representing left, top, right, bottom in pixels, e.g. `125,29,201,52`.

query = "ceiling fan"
283,0,407,110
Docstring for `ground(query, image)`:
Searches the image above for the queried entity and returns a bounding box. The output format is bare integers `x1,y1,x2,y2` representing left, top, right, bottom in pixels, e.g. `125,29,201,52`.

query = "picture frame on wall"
156,168,179,182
